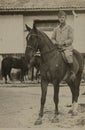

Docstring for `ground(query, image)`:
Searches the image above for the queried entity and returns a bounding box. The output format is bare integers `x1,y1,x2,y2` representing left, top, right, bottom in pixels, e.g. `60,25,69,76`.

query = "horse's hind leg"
20,70,24,82
31,67,34,81
67,71,82,115
35,79,48,125
8,70,12,81
72,71,82,114
36,69,40,83
35,69,38,80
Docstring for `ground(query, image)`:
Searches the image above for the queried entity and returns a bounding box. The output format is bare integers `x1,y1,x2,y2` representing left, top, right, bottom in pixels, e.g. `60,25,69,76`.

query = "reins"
27,44,56,56
40,47,56,55
26,33,57,56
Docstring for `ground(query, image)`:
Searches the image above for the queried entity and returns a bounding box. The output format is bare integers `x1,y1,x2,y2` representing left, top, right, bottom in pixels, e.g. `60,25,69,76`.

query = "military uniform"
51,10,76,81
51,24,74,63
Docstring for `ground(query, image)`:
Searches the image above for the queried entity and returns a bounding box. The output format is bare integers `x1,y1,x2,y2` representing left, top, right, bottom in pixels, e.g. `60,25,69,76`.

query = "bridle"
26,33,39,50
26,45,36,52
26,33,56,56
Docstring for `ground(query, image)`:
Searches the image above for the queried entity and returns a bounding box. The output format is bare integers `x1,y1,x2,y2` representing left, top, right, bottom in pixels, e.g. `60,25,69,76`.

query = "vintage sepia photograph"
0,0,85,129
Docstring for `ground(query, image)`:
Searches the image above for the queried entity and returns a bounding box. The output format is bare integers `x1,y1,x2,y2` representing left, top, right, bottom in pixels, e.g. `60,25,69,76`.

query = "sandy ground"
0,82,85,129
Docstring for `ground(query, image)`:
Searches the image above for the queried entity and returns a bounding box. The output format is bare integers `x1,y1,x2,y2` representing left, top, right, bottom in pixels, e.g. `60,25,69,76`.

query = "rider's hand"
57,44,63,49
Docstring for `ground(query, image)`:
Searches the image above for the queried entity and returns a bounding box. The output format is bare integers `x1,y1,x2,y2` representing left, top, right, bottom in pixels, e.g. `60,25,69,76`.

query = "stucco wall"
0,13,85,54
0,15,24,54
74,13,85,53
24,13,85,53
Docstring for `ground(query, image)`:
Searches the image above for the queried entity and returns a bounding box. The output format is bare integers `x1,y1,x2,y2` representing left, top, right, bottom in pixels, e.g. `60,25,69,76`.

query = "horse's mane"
36,29,55,48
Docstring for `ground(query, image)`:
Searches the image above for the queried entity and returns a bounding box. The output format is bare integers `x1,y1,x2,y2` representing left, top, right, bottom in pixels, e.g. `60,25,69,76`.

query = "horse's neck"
40,43,52,54
39,42,57,63
38,32,54,54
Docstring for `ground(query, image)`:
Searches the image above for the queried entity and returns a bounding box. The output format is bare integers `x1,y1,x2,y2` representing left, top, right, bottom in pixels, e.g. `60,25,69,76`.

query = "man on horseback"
51,10,75,80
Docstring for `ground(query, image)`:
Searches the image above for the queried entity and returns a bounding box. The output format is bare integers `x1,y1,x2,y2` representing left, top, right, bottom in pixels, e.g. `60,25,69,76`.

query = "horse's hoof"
68,109,73,114
68,109,77,116
66,104,72,107
21,80,24,83
55,112,59,115
34,119,42,125
54,110,59,115
51,116,59,123
72,111,78,116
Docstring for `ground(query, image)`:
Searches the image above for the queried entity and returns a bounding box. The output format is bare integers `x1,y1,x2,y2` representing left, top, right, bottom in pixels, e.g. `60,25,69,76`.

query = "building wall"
0,15,24,54
74,13,85,53
0,12,85,54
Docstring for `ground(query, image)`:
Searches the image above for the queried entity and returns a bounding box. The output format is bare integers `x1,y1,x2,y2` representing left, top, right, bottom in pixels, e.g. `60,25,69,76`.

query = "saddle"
60,49,83,65
55,46,68,63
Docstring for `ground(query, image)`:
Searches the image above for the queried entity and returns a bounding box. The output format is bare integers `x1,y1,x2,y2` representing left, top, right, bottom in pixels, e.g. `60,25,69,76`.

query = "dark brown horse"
1,56,29,83
1,55,41,83
25,24,84,125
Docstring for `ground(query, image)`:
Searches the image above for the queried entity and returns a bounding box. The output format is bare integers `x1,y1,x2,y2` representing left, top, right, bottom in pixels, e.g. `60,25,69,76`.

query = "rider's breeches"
64,50,73,63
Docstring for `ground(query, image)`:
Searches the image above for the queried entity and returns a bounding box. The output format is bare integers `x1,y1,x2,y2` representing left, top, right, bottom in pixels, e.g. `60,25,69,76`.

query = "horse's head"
25,24,39,60
25,23,56,66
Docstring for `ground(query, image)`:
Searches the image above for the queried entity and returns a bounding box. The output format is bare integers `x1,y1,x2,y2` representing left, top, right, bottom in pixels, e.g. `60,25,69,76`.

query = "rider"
51,10,75,80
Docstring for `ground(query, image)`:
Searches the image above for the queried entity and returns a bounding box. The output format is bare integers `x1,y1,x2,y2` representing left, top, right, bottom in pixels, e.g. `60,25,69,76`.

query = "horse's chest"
40,60,62,82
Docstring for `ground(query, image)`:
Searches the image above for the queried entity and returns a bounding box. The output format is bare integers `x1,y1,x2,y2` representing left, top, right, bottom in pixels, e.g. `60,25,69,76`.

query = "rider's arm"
64,26,74,46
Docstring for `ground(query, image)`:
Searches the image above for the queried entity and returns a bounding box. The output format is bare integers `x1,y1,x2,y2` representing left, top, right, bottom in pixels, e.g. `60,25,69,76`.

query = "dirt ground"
0,82,85,129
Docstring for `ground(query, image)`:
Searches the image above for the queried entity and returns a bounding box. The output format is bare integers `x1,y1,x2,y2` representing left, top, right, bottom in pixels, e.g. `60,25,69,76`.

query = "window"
34,19,60,31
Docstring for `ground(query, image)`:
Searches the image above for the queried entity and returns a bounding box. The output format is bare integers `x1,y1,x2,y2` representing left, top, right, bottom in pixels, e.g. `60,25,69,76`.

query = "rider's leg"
64,50,76,81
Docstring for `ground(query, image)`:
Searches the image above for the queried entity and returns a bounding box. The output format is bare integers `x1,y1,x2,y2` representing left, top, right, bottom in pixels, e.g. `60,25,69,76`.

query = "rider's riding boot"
69,63,76,81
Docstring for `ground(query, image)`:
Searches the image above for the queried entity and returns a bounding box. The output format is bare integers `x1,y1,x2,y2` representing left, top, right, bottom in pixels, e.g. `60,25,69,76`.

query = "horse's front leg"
4,75,7,84
52,81,60,123
20,70,24,82
31,67,34,81
35,79,48,125
39,79,48,116
53,82,60,115
8,71,12,81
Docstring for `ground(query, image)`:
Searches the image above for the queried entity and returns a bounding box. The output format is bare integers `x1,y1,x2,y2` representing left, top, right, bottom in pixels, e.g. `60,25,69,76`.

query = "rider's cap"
58,10,67,18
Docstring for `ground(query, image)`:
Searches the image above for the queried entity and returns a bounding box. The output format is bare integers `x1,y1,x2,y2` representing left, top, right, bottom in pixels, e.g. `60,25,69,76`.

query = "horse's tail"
73,49,84,72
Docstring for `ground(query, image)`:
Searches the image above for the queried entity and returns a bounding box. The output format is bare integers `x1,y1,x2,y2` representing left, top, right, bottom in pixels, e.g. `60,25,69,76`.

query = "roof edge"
0,7,85,12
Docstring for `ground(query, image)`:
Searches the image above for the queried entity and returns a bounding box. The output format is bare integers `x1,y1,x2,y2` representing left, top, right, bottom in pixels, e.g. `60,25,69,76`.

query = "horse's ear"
33,22,36,30
25,24,31,32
